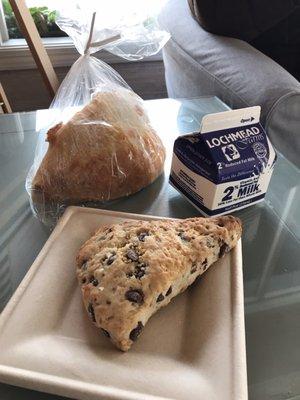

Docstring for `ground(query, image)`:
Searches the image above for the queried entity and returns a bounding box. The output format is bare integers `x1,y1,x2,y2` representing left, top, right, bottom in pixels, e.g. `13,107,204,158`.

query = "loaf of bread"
76,215,242,351
31,89,166,205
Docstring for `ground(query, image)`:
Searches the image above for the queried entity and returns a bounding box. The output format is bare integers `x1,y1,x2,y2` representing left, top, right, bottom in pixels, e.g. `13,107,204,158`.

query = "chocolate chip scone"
76,215,242,351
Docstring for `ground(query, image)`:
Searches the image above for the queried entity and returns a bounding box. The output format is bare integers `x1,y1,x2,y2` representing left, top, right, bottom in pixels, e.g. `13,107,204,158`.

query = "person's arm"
188,0,296,41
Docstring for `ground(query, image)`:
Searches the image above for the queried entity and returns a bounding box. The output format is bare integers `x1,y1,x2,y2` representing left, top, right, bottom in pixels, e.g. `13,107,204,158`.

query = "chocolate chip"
126,249,139,262
219,243,230,258
107,254,116,265
166,286,172,296
81,277,87,284
191,264,197,274
178,231,190,241
134,269,145,279
88,303,96,322
202,258,208,271
134,262,147,279
89,276,98,286
157,293,164,302
125,289,144,304
102,251,116,265
101,328,110,338
138,232,149,242
92,278,99,287
129,321,143,341
106,300,111,305
81,261,88,270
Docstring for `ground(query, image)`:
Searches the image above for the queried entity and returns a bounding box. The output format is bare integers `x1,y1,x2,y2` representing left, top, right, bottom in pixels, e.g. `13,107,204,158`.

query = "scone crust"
76,216,242,351
31,89,166,204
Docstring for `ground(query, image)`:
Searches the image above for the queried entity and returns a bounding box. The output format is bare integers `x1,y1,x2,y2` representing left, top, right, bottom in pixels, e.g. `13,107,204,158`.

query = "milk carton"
170,106,276,216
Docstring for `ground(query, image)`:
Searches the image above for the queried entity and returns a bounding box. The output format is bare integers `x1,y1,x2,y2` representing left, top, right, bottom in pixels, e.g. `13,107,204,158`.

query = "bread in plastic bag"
31,82,166,202
26,5,168,225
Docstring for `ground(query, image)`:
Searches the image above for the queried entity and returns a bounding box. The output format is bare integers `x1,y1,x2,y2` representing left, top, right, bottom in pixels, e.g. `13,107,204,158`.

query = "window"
0,0,76,70
1,0,66,41
0,0,162,70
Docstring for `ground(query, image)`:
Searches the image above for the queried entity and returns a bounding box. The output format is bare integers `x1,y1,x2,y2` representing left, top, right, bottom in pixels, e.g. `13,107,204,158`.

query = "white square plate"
0,207,247,400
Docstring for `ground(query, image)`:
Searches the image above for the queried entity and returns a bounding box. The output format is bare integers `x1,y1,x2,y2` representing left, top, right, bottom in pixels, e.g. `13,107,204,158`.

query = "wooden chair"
9,0,60,97
0,82,12,113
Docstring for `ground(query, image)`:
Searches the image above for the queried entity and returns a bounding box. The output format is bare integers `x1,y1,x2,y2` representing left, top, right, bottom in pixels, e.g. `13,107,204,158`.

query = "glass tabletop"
0,97,299,400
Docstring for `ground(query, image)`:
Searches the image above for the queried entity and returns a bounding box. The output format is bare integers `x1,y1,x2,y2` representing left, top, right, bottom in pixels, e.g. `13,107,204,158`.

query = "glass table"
0,97,299,400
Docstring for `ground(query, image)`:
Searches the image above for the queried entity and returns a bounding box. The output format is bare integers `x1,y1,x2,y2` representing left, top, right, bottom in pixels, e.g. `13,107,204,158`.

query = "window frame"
0,0,9,42
0,37,162,71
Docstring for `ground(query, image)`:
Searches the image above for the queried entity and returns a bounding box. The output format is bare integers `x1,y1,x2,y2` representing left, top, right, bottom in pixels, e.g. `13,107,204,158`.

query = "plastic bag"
56,0,170,59
26,3,168,226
